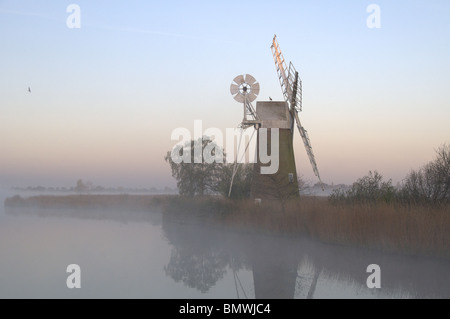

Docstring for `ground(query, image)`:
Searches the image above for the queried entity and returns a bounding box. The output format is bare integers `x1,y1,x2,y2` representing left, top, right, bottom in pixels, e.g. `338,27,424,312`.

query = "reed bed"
224,197,450,259
5,194,449,258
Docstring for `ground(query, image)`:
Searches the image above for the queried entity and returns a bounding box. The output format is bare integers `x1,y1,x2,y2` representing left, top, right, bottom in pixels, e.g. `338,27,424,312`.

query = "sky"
0,0,449,188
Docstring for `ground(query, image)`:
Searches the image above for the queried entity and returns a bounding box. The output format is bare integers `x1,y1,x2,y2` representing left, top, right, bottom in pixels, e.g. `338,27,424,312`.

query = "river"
0,190,449,299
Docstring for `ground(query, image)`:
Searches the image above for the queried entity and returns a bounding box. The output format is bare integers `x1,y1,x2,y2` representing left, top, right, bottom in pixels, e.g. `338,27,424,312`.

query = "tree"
74,179,89,193
165,137,224,197
400,144,450,205
214,163,254,199
255,173,300,212
329,171,395,205
165,137,256,198
298,175,312,196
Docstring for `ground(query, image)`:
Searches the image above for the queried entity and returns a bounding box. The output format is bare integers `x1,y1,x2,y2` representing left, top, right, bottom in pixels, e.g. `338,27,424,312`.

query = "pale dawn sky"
1,0,449,188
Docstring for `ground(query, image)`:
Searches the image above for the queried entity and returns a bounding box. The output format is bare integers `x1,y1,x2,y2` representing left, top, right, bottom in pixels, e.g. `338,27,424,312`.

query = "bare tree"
298,175,312,196
329,171,395,205
401,144,450,205
255,173,300,212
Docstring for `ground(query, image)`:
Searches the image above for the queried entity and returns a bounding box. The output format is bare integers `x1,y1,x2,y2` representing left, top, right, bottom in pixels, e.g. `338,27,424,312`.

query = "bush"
329,171,396,205
399,144,449,206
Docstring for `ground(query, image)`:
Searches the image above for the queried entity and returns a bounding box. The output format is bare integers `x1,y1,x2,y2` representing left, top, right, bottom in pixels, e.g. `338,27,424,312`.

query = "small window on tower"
288,173,294,183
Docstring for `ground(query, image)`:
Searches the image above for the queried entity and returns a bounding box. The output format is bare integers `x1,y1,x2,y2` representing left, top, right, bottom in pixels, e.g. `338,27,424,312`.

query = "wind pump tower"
251,35,323,200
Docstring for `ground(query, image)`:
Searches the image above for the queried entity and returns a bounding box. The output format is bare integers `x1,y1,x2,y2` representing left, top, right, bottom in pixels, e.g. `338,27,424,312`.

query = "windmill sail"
271,35,324,188
294,111,322,181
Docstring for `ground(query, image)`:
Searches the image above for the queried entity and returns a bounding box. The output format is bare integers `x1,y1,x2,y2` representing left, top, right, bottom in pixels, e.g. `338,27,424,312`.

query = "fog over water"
1,189,449,299
1,0,449,300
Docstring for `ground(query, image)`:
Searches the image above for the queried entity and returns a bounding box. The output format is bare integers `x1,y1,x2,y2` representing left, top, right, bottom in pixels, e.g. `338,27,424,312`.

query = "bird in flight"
28,87,31,93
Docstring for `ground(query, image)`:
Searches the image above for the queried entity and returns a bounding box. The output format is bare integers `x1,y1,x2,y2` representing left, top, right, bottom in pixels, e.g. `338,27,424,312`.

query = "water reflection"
5,205,162,226
163,220,229,293
161,212,450,299
2,196,450,298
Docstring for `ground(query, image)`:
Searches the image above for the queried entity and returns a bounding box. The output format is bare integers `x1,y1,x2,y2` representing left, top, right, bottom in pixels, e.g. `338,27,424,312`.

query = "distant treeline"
12,179,178,194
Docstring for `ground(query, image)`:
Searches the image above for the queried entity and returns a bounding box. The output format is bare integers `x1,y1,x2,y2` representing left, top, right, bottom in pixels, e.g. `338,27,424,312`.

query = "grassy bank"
4,194,450,259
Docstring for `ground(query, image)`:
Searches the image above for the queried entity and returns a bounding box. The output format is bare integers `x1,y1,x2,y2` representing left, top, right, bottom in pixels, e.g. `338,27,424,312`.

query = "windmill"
228,36,323,201
230,74,261,129
270,35,324,190
228,74,261,197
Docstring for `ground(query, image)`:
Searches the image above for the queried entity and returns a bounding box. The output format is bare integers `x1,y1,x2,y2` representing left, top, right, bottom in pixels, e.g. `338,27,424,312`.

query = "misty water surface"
1,190,449,299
